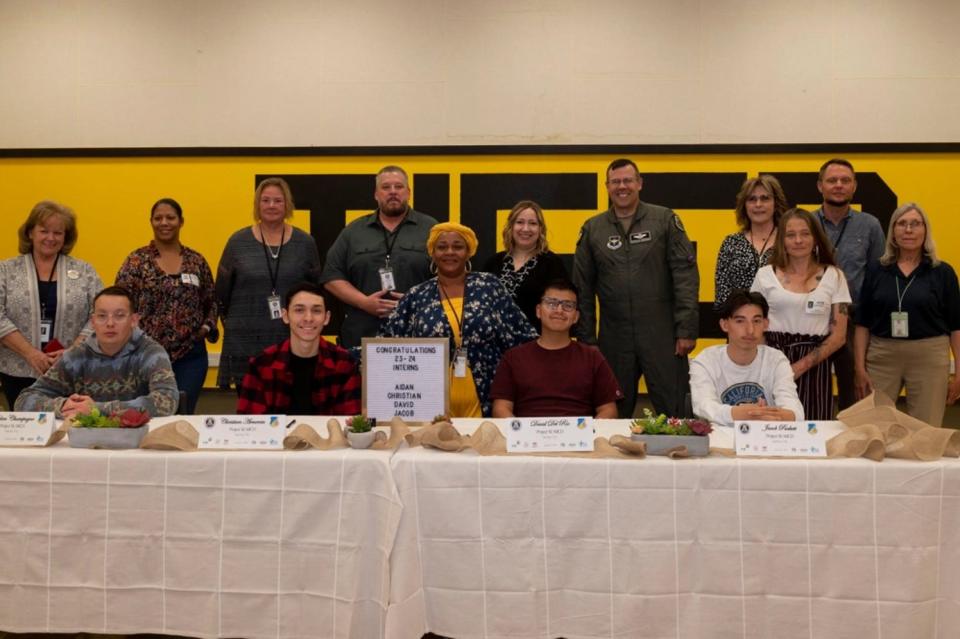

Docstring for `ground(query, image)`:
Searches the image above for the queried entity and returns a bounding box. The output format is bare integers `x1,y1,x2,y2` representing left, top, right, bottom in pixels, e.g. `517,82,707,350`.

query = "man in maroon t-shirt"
490,279,622,418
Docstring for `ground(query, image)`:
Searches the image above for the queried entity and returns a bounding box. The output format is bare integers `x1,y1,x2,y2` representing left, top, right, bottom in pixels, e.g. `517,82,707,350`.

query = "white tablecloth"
0,443,402,639
386,421,960,639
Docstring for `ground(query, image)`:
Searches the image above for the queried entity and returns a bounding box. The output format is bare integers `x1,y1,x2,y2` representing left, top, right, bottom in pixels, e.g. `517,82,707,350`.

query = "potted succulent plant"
345,414,376,449
629,409,712,457
67,407,151,449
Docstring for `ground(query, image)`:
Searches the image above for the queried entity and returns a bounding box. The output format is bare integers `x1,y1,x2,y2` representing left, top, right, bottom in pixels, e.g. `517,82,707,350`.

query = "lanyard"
259,224,286,294
819,212,850,249
895,272,917,312
380,218,404,267
438,282,465,349
33,252,59,319
749,229,773,269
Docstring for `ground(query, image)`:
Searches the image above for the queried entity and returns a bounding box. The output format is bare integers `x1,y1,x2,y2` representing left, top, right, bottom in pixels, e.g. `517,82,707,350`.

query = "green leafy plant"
72,407,150,429
630,408,712,437
346,414,373,433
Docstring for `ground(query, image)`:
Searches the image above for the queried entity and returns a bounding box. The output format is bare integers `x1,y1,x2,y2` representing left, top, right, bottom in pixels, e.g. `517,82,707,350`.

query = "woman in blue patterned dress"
381,222,537,417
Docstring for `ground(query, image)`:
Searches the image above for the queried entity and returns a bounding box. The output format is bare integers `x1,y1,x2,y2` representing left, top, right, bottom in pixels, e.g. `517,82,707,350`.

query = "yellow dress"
442,296,482,418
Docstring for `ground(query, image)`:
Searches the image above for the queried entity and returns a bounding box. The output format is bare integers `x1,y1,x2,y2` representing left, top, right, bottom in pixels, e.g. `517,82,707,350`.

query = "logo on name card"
511,419,522,431
269,416,279,427
807,422,818,434
204,417,215,428
38,413,48,424
739,423,750,434
577,417,587,429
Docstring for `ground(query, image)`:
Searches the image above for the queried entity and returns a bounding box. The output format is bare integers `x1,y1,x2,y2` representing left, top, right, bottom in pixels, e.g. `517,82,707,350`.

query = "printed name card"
734,420,829,457
506,417,595,453
189,415,286,450
0,412,56,446
362,338,448,423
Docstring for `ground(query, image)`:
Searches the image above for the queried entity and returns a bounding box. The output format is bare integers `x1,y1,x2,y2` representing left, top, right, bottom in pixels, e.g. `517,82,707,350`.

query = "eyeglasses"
92,311,130,324
607,177,638,187
541,297,577,312
895,219,924,230
746,194,772,203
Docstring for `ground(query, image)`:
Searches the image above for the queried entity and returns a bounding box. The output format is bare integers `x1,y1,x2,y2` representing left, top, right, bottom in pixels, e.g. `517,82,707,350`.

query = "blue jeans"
172,340,208,414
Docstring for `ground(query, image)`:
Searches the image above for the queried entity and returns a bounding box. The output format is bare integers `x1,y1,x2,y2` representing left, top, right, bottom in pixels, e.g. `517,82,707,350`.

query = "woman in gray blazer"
0,201,102,408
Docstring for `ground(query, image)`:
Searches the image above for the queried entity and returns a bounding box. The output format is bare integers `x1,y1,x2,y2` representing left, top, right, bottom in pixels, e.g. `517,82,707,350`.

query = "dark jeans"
0,372,36,410
172,340,208,414
831,315,857,411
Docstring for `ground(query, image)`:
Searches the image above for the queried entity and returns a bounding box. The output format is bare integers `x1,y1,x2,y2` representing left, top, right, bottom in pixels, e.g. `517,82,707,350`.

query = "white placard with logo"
0,412,56,446
734,420,829,457
189,415,286,450
362,337,448,423
506,416,595,453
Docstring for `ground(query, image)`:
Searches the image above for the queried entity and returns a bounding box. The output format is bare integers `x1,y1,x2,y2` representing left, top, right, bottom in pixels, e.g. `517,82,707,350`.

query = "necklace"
259,224,285,259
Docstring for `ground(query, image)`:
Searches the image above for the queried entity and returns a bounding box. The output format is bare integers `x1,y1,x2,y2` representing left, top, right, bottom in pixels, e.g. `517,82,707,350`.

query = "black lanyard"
259,224,286,294
33,253,59,319
380,214,407,266
438,282,465,349
819,212,850,249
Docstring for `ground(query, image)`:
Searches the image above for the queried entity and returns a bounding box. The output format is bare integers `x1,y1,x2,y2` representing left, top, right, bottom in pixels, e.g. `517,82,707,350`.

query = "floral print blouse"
115,242,218,362
380,271,537,416
714,232,774,310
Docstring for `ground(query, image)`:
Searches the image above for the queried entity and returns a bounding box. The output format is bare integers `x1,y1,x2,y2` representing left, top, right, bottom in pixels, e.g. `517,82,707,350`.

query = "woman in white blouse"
751,208,851,419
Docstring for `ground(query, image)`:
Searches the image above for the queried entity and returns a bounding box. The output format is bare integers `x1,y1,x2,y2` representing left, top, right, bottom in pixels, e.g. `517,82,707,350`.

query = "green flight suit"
573,202,699,418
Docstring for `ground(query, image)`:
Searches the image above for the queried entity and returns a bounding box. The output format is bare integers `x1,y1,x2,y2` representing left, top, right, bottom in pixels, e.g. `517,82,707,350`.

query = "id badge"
267,294,282,320
181,273,198,286
805,299,828,315
453,349,467,378
40,320,51,343
891,311,909,338
379,266,396,292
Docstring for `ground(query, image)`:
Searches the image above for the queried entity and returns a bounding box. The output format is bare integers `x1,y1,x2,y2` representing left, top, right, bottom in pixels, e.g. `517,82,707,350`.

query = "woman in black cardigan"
481,200,568,333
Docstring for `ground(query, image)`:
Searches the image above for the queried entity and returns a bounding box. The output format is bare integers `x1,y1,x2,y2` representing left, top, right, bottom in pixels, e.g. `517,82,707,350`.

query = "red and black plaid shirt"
237,339,361,415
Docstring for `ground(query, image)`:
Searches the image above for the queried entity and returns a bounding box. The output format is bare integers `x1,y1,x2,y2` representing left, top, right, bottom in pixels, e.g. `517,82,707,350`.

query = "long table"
386,423,960,639
0,444,402,639
1,421,958,639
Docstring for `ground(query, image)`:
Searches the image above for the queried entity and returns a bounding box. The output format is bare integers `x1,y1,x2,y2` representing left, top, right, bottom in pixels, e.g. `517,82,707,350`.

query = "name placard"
362,338,448,423
188,415,286,450
506,417,595,453
734,420,829,457
0,412,56,446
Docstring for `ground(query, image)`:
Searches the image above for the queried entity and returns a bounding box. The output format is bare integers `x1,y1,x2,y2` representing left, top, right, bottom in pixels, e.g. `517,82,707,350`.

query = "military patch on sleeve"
673,215,685,232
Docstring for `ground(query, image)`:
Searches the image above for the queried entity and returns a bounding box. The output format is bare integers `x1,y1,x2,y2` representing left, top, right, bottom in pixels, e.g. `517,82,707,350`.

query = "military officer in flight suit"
572,158,700,418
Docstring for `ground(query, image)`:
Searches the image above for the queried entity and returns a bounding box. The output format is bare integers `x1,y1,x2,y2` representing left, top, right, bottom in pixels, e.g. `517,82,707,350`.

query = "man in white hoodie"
690,289,803,428
16,286,178,418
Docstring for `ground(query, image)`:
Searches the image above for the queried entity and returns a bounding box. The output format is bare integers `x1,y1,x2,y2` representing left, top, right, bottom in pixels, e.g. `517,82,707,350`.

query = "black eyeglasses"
541,297,577,312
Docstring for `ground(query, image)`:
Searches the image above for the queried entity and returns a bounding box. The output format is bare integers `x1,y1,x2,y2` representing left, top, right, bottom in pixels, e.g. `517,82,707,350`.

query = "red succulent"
118,408,150,428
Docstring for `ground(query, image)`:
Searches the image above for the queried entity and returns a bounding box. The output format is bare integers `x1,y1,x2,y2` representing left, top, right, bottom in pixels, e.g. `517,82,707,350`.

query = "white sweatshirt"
690,344,804,428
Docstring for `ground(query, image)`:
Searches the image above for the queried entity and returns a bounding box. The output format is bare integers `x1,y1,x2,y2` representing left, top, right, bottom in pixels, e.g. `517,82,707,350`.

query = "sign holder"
362,337,449,425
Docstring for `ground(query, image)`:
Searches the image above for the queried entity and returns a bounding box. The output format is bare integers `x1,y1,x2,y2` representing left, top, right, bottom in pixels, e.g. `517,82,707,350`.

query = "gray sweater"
15,328,178,417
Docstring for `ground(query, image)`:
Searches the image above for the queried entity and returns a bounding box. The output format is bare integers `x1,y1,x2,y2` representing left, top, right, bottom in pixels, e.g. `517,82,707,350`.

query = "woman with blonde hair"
751,208,851,419
0,201,102,407
481,200,567,332
854,203,960,426
215,178,320,389
714,174,788,309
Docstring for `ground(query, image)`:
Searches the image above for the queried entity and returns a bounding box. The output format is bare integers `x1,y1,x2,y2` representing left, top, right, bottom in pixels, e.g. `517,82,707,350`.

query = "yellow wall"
3,151,957,387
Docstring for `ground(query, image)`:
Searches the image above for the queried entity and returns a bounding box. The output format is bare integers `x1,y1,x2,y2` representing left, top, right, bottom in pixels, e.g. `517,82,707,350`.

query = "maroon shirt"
490,340,622,416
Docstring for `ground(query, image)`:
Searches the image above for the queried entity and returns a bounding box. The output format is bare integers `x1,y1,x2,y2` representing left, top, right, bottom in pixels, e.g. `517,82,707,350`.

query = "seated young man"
490,279,622,418
237,282,361,415
690,289,804,428
15,286,178,418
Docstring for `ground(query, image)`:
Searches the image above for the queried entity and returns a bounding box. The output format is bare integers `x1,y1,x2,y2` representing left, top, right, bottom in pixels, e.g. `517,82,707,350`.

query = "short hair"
769,208,837,269
818,158,856,181
540,278,579,304
151,197,183,220
880,202,940,267
376,165,409,188
94,285,134,309
606,158,640,179
718,289,769,319
253,177,295,221
284,281,329,309
18,200,78,255
733,174,789,231
502,200,549,254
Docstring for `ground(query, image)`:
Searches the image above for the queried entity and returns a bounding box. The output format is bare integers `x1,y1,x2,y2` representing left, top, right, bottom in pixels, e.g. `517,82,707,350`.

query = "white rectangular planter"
68,425,148,450
631,433,709,457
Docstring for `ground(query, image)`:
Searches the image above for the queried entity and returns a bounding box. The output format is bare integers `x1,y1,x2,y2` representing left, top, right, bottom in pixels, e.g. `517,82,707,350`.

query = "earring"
466,259,472,273
430,261,438,275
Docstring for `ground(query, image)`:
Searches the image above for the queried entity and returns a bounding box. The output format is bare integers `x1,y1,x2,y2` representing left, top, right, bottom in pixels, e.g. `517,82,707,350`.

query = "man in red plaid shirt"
237,282,361,415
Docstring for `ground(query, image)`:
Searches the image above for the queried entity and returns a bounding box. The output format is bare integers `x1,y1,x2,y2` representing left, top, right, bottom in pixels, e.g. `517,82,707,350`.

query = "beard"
824,196,851,208
379,201,408,217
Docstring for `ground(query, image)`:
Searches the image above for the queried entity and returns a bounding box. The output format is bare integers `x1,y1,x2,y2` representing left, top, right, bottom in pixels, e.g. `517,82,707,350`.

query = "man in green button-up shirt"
320,166,438,348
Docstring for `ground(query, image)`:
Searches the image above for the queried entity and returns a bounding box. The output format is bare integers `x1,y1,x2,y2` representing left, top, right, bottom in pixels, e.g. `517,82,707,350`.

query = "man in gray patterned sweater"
15,286,178,418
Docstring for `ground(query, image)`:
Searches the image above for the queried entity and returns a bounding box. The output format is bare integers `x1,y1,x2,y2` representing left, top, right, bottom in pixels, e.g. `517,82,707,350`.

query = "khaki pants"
866,335,950,427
